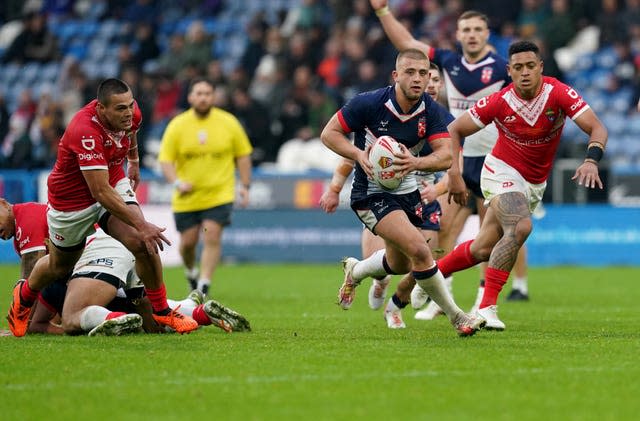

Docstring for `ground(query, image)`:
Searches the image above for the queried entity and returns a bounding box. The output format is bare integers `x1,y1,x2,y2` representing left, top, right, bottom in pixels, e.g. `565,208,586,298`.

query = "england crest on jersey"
481,67,493,84
418,116,426,138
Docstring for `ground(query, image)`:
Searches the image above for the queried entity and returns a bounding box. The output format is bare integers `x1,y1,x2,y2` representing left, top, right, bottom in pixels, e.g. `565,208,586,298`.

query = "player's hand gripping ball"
369,136,404,190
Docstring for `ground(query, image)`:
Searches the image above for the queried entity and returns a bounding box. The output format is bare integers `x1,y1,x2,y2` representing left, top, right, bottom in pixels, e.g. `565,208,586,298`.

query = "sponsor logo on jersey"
18,236,31,250
81,136,95,150
481,67,493,84
78,152,105,161
504,115,516,123
502,181,514,188
15,226,22,241
418,116,426,138
378,120,389,132
570,98,584,112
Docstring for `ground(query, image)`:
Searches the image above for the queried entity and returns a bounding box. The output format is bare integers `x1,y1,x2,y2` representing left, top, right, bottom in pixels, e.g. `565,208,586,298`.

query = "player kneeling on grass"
29,229,251,336
320,49,485,337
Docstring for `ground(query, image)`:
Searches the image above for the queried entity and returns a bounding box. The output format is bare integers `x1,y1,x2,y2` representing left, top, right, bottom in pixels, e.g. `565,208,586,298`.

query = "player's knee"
514,217,533,244
407,242,432,265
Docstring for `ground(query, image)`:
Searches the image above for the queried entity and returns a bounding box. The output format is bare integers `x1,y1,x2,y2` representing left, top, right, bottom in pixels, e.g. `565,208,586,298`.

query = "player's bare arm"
446,113,482,205
370,0,430,53
20,250,46,279
83,169,170,253
571,108,608,189
488,192,531,271
320,158,354,213
235,154,252,208
320,113,373,179
126,131,141,191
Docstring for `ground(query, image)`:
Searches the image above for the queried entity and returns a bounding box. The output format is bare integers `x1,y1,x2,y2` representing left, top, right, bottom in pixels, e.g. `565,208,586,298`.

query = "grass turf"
0,264,639,420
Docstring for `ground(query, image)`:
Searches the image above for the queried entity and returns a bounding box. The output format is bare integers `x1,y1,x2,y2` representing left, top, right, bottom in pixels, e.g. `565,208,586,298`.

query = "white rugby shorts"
48,178,139,248
480,154,546,214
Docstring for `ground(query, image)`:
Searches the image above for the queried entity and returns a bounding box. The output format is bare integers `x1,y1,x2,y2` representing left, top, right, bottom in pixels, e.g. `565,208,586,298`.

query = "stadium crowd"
0,0,639,171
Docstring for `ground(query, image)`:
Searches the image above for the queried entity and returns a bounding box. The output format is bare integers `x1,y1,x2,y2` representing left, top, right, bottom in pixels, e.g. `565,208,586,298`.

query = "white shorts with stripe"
48,178,138,248
72,229,141,290
480,154,546,214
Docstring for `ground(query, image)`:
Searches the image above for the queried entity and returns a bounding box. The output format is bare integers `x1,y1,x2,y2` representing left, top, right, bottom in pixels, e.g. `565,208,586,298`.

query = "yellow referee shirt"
158,108,253,212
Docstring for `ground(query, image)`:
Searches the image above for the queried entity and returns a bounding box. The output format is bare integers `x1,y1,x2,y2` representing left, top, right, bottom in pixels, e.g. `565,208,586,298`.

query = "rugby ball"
369,135,404,190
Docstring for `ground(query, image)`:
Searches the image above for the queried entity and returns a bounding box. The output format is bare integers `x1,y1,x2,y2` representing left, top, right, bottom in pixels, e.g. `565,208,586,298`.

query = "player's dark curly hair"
508,41,541,59
97,78,130,105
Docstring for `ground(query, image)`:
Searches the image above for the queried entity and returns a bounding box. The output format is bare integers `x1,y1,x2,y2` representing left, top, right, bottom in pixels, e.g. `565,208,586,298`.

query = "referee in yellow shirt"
159,78,253,295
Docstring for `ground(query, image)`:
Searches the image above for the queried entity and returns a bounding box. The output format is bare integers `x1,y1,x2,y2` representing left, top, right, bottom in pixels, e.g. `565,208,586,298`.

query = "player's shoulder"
488,51,509,66
352,86,393,103
67,101,103,134
14,202,47,216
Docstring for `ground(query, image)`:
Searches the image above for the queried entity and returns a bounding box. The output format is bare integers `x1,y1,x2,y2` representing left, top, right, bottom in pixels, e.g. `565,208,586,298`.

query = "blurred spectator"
229,86,275,164
122,0,158,24
2,12,59,64
597,0,626,46
516,0,548,39
0,96,10,151
181,20,214,74
240,18,267,80
57,57,94,126
130,22,160,71
316,36,344,99
155,33,187,78
540,0,575,79
28,86,63,168
1,90,35,168
206,59,227,87
281,0,329,36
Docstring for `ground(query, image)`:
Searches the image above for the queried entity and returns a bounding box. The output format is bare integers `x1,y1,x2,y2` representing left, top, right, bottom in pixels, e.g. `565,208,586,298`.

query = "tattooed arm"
21,250,46,279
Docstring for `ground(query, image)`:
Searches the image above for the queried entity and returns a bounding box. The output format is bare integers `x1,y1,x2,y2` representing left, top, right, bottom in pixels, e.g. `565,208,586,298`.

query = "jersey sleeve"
425,99,450,143
67,124,109,171
555,81,590,120
336,92,372,134
468,91,501,128
157,117,179,163
13,205,48,256
229,114,253,157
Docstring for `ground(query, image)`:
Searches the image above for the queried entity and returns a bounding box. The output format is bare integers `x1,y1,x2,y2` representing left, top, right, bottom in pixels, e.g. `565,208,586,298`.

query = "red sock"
191,305,211,326
144,284,170,314
480,267,510,308
20,279,39,306
106,311,127,320
437,240,479,278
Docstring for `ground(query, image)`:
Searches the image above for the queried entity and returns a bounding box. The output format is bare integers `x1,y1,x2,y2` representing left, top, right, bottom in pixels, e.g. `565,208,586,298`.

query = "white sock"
415,268,463,322
353,249,388,281
513,277,528,294
444,276,453,294
197,278,211,292
185,267,199,279
384,297,400,313
168,298,196,317
79,305,111,331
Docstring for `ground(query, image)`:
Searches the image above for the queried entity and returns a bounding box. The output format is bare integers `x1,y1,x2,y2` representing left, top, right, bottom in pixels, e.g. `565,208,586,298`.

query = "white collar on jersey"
384,98,425,122
461,54,497,72
501,82,554,127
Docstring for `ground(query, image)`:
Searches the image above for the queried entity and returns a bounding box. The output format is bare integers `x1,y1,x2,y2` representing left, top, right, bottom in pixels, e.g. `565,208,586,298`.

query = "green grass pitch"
0,263,639,420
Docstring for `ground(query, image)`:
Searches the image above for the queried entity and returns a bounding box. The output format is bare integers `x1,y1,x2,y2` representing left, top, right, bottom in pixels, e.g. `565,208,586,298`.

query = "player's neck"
514,81,543,100
463,47,490,64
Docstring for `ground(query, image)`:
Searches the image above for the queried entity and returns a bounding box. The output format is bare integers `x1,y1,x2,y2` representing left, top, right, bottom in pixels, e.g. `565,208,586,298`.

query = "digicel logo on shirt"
78,152,105,161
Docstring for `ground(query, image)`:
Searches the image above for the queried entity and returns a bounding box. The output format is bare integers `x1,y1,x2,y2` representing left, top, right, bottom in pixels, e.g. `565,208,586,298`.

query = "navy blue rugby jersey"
416,101,454,185
337,85,449,200
431,49,509,156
